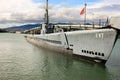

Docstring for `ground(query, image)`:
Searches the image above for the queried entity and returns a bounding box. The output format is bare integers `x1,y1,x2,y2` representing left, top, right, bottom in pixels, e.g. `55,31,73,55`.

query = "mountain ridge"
4,24,42,32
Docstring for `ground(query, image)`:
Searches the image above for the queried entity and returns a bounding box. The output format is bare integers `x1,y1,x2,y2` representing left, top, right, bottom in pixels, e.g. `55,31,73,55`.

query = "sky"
0,0,120,28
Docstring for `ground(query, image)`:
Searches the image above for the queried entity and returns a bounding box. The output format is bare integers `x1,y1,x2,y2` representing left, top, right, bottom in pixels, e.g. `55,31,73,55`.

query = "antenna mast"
44,0,49,27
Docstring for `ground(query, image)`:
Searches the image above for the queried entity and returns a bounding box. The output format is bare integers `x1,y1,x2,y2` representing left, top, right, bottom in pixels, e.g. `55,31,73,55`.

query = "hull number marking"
96,33,104,38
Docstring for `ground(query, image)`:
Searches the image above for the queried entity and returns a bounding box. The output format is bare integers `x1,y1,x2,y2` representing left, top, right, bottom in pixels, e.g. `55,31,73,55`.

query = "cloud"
0,0,45,28
49,0,120,24
0,0,120,28
88,0,120,16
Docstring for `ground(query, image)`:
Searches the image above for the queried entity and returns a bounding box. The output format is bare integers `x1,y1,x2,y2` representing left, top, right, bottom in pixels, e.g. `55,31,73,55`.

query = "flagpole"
84,3,87,27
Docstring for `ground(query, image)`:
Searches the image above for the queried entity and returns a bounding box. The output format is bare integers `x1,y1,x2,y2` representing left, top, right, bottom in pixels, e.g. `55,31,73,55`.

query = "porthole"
89,51,92,54
82,50,84,52
95,52,97,55
102,53,104,56
87,51,89,53
92,52,94,55
81,50,104,56
84,50,86,53
98,53,101,56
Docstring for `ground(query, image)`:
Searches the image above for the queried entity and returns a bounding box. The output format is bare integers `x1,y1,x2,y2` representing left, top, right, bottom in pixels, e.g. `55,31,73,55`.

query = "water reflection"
33,47,114,80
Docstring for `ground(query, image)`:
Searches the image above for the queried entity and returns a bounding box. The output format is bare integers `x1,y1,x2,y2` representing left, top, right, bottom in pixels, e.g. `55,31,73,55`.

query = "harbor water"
0,33,120,80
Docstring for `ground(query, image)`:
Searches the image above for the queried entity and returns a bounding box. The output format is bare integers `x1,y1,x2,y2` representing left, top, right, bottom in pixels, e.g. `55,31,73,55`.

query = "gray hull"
25,28,117,63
